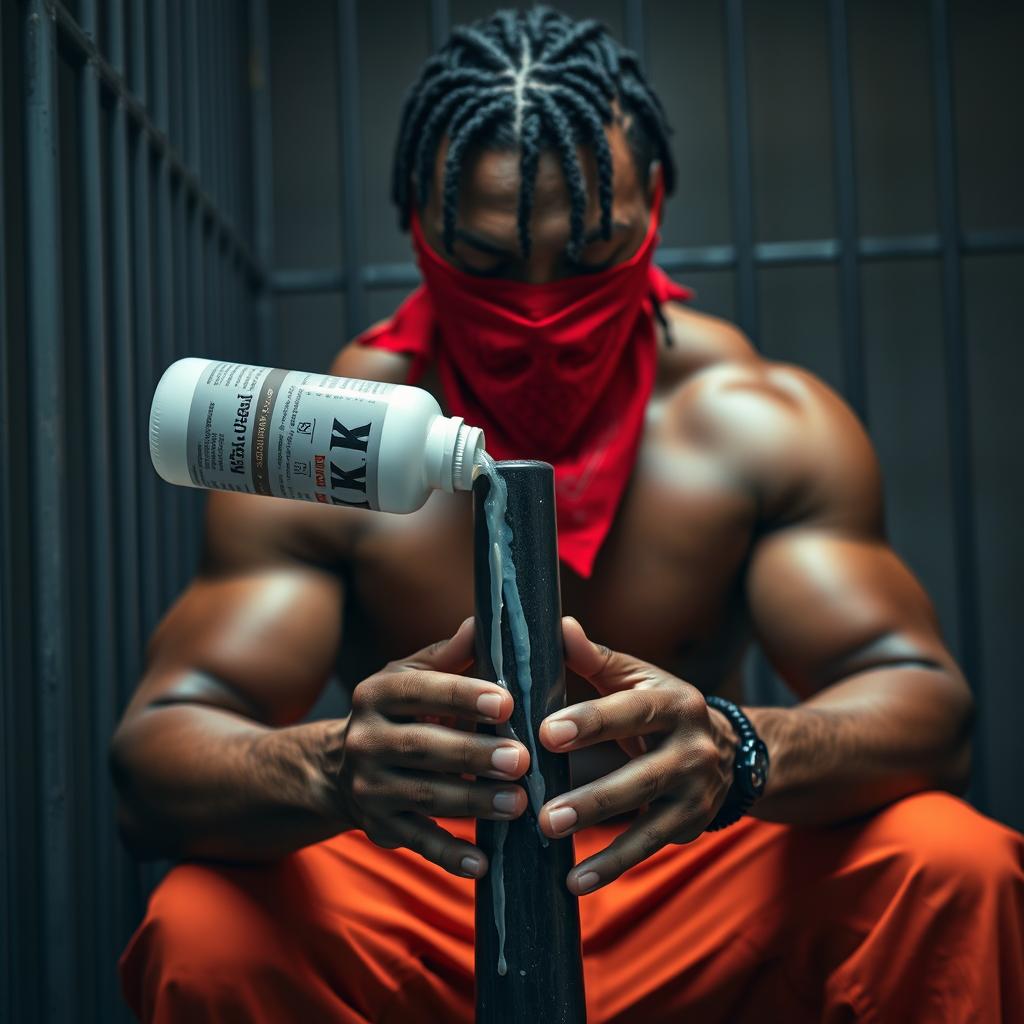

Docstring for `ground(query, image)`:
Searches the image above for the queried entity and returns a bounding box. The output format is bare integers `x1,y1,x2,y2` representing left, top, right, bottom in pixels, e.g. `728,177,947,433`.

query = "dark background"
2,1,1022,1020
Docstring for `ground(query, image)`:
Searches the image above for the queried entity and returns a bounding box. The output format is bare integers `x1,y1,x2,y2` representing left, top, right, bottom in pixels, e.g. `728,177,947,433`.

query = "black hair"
390,6,675,261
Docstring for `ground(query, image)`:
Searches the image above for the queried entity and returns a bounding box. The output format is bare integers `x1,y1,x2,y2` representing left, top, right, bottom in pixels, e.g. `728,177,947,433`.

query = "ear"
645,160,663,210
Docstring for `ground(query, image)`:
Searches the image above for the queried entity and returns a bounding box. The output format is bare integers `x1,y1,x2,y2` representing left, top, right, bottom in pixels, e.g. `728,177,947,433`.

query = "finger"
538,749,682,837
566,800,705,895
378,768,528,821
356,670,514,724
375,812,490,879
391,617,476,675
378,721,530,780
539,689,682,753
562,617,661,696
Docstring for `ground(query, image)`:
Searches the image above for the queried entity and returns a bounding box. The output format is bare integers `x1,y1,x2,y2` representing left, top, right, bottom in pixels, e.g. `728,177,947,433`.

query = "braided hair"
391,6,675,261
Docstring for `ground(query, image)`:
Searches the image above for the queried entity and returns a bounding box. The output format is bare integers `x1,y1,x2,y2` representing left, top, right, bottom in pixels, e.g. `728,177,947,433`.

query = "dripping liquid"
474,451,549,977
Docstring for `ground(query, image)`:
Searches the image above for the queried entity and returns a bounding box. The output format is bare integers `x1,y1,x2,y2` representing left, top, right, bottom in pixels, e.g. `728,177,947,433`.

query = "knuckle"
408,777,435,810
635,761,664,803
397,727,425,762
592,784,617,814
639,822,665,859
459,735,478,773
344,721,374,759
445,675,462,711
396,673,421,707
351,680,375,713
350,772,374,805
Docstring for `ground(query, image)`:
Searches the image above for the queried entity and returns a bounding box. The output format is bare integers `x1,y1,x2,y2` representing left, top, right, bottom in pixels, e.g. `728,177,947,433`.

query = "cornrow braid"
391,5,676,258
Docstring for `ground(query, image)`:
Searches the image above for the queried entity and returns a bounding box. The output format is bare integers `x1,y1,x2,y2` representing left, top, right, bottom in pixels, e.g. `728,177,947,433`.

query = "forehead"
428,113,644,218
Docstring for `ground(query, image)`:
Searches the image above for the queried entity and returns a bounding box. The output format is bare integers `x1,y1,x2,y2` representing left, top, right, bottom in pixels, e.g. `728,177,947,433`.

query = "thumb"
562,616,658,695
394,616,476,674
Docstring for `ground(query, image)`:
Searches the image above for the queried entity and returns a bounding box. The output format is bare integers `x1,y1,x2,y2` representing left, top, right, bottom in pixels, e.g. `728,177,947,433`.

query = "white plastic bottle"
149,357,485,513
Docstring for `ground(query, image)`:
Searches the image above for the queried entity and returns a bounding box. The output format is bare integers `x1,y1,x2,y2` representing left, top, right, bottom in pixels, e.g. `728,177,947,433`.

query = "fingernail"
460,855,482,877
548,806,578,834
493,791,519,815
491,746,520,774
575,870,600,893
547,719,578,746
477,692,503,718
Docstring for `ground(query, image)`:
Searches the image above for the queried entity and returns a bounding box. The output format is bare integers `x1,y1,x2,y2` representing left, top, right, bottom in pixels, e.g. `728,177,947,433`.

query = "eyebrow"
453,219,632,256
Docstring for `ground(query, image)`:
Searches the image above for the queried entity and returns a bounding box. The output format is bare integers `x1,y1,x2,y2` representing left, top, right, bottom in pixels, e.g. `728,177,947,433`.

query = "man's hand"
538,618,735,895
316,617,531,880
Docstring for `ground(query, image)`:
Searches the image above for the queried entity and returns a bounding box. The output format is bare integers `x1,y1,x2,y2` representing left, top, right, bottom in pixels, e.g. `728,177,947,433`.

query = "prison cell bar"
78,1,126,1016
0,1,12,1018
929,0,985,806
24,2,76,1019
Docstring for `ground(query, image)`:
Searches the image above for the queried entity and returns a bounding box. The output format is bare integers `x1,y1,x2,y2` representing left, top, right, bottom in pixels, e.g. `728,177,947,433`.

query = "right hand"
318,617,530,879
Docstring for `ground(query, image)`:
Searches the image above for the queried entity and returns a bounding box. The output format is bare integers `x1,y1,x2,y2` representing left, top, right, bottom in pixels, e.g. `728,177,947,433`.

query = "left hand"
539,618,735,895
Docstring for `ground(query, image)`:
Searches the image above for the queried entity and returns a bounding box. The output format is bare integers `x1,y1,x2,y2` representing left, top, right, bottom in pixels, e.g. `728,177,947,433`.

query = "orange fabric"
120,792,1024,1023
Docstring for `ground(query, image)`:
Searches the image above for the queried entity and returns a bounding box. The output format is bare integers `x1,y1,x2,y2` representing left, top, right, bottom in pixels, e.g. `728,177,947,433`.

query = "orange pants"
120,792,1024,1023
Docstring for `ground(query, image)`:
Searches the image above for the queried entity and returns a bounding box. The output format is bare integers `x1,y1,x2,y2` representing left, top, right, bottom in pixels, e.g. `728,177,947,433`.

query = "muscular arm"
728,364,974,824
109,489,352,862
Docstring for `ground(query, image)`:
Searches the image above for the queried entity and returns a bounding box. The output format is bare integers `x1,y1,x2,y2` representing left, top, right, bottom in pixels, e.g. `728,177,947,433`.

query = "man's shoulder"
657,311,882,529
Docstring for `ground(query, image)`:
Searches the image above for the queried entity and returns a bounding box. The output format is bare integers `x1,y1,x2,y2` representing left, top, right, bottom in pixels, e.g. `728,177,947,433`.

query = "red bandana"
356,188,693,578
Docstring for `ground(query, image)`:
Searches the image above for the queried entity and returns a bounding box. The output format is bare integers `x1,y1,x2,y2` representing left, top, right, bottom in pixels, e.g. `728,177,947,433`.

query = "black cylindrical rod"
473,460,586,1024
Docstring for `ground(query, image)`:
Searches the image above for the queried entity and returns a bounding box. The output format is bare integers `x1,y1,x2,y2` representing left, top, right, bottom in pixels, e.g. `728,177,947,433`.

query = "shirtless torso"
322,303,760,789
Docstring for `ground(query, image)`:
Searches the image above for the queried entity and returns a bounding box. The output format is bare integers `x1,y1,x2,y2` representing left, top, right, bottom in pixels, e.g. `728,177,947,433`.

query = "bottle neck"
425,416,485,493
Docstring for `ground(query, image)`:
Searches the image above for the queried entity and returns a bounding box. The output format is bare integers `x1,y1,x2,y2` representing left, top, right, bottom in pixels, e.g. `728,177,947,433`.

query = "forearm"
743,665,974,826
110,704,351,862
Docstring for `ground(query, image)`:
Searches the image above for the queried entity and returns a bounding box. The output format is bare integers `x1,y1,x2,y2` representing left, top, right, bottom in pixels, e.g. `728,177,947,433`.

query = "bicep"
121,490,346,729
746,526,954,699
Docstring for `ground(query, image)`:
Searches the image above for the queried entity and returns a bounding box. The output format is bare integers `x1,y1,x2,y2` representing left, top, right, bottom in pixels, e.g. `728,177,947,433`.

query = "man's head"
391,6,675,285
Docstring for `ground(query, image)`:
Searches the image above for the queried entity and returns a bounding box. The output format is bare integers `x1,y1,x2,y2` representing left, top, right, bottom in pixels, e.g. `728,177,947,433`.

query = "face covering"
356,182,693,577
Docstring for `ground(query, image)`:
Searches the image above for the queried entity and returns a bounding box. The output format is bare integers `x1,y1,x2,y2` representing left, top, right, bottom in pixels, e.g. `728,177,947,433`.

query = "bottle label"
184,361,395,509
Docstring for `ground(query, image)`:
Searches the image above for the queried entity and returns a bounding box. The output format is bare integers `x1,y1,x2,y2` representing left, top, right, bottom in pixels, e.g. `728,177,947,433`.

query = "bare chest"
337,426,756,701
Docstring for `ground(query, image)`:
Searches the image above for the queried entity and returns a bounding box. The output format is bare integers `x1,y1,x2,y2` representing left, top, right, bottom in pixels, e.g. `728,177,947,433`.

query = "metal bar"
24,3,76,1017
723,0,758,341
152,0,179,608
108,0,126,72
623,0,646,65
0,7,16,1020
152,0,169,134
473,463,585,1022
171,180,190,585
929,0,985,807
183,0,201,176
131,0,147,107
186,195,205,567
155,169,182,607
963,228,1024,254
108,102,144,783
79,57,125,1024
249,0,276,365
429,0,450,51
723,0,777,706
168,0,183,151
337,0,367,338
131,124,162,643
51,2,263,283
212,0,225,206
228,0,241,234
268,225,1024,296
827,0,866,421
198,0,211,191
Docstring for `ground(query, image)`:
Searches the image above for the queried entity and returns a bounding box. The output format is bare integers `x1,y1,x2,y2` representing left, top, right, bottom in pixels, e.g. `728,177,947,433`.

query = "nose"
518,233,574,284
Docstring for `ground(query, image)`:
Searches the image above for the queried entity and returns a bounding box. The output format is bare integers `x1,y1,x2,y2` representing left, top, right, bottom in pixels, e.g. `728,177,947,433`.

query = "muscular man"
114,9,1023,1022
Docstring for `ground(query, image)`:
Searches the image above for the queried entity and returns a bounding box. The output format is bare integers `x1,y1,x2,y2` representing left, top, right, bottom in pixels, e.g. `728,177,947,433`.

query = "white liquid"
475,452,550,976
